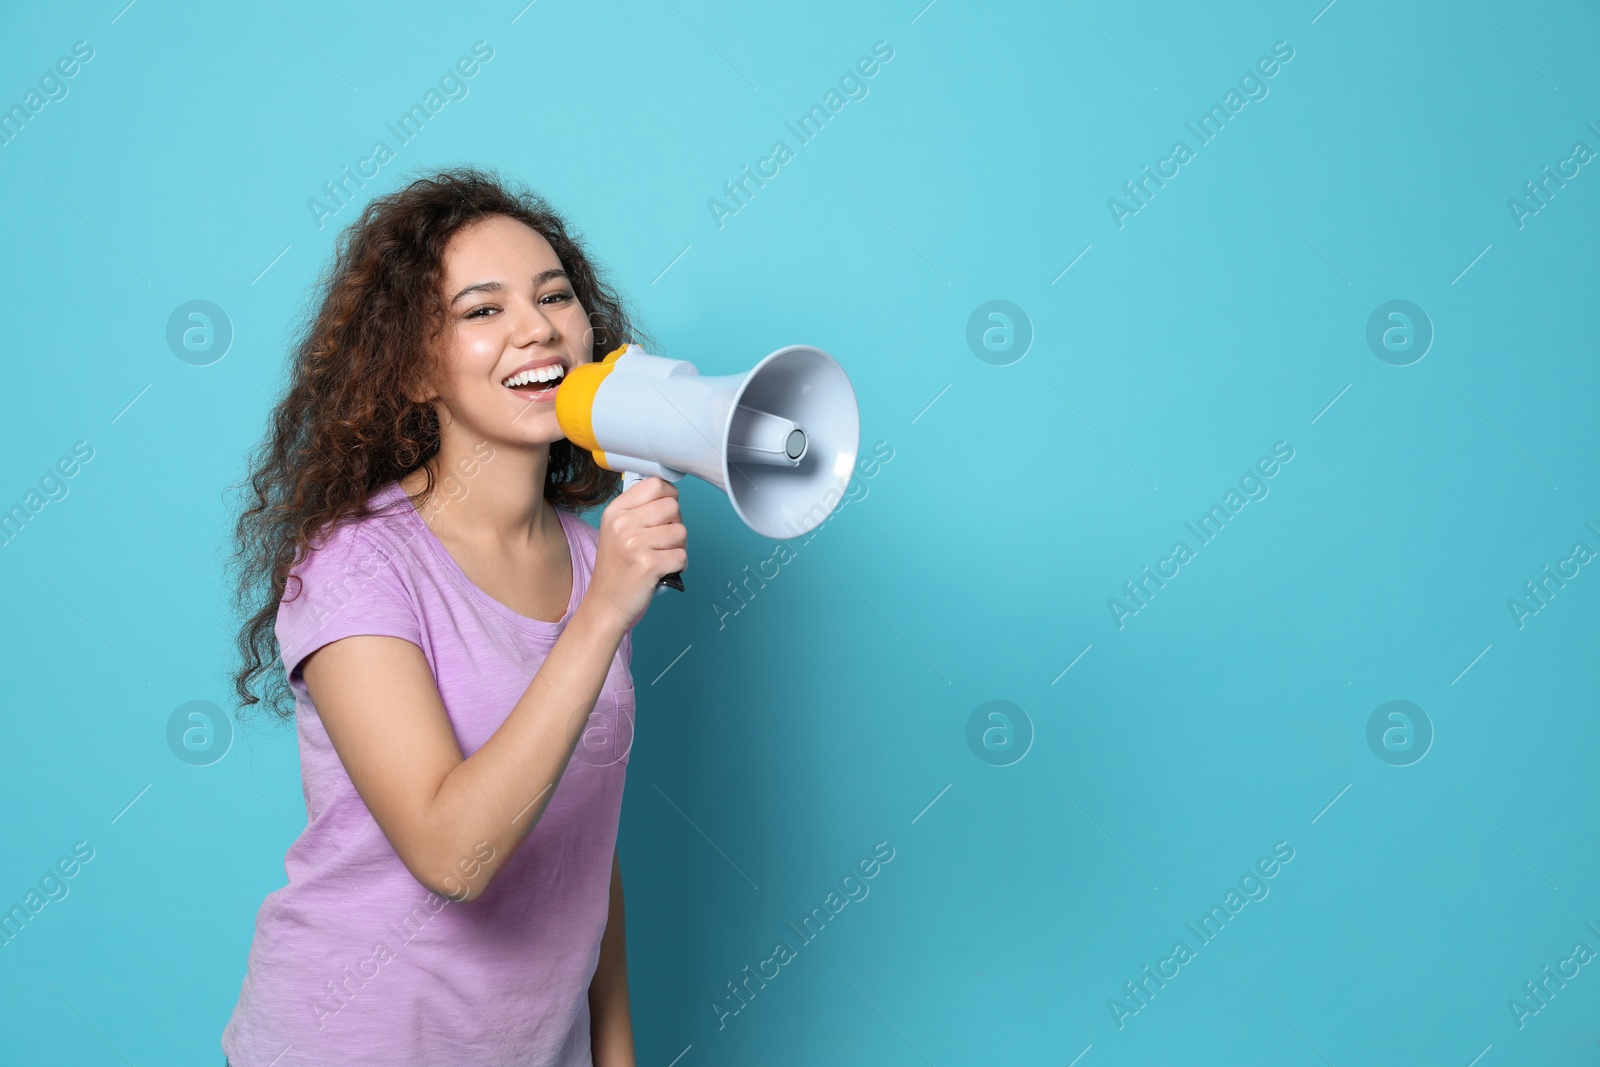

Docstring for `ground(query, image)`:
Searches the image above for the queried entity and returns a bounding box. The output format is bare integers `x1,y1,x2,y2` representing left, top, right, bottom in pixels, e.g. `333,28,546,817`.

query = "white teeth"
501,364,566,388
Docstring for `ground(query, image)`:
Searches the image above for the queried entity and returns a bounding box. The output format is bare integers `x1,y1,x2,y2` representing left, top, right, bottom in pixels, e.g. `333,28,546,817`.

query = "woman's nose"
512,300,557,345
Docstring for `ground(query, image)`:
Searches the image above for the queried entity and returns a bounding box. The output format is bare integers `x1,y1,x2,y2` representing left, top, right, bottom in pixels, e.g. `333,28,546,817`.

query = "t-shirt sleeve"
275,521,424,687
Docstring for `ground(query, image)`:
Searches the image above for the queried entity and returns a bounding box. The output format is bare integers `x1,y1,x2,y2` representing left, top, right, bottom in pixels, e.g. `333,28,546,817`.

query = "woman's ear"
402,363,440,405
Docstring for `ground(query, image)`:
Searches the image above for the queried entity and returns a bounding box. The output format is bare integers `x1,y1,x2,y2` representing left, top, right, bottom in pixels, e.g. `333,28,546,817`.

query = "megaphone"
555,342,860,592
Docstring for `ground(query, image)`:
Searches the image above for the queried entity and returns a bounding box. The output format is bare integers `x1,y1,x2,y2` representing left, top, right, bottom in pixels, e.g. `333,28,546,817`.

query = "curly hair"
227,165,652,725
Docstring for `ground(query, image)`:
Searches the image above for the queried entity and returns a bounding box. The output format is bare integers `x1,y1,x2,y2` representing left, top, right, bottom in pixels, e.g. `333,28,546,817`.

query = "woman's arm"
589,847,636,1066
299,478,685,902
301,600,623,901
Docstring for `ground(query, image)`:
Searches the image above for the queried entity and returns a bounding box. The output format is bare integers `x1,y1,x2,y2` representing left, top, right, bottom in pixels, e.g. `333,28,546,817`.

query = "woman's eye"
466,292,569,318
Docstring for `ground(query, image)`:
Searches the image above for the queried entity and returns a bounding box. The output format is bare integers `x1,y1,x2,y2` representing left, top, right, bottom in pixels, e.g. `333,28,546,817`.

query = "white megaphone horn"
555,342,861,593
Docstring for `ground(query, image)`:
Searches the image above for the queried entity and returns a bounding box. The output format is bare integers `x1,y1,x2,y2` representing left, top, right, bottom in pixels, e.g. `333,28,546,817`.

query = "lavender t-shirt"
222,480,635,1066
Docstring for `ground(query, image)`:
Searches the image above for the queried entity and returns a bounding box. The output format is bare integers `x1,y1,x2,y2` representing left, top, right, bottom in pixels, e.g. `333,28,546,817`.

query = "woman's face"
426,214,594,447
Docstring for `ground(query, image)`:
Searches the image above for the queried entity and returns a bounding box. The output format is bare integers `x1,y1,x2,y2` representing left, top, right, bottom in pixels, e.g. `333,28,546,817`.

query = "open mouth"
501,363,565,399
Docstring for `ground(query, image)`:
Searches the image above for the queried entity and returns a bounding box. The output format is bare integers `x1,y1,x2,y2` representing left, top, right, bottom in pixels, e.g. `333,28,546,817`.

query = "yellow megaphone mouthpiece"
553,343,629,468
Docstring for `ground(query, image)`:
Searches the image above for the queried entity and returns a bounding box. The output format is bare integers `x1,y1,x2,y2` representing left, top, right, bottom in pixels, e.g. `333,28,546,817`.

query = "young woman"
221,167,685,1066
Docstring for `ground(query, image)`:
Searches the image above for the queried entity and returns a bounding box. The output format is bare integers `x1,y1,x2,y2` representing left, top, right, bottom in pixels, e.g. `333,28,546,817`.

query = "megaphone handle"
620,470,685,596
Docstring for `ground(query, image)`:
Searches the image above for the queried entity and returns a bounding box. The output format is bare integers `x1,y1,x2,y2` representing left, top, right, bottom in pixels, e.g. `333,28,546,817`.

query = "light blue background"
2,0,1598,1063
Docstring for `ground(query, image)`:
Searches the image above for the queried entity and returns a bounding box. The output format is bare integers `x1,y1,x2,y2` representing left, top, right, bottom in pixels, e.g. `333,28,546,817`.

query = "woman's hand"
584,476,687,634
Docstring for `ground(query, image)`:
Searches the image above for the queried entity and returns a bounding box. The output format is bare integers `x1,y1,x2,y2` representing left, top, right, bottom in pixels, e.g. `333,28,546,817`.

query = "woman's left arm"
590,846,636,1066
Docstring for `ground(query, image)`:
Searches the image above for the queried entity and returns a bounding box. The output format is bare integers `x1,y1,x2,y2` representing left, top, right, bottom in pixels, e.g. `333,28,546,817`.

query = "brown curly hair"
227,165,653,725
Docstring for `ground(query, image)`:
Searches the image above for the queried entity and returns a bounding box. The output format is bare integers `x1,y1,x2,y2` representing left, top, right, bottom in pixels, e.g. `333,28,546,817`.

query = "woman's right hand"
585,476,687,633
